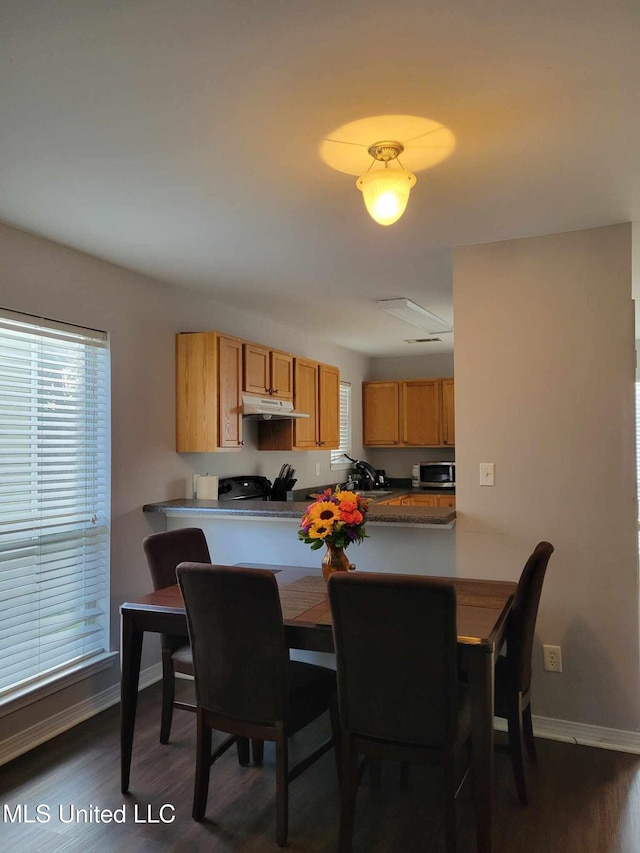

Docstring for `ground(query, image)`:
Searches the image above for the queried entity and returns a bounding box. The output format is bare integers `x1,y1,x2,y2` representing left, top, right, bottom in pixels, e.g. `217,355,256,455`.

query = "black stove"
217,475,272,501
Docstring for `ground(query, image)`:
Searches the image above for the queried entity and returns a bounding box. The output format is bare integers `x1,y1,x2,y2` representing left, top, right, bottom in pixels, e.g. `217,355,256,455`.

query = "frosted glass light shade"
356,168,417,226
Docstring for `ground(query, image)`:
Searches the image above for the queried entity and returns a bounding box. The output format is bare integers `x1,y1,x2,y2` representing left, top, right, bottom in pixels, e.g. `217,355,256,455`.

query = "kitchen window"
0,308,112,713
637,380,640,525
331,381,351,469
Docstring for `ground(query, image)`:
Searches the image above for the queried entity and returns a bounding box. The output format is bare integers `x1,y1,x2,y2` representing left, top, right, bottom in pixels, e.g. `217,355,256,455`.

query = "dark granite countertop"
287,480,455,502
143,498,455,527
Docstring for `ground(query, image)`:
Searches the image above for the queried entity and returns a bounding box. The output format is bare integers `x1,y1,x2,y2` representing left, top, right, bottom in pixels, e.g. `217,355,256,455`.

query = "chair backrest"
507,542,554,693
328,571,459,748
142,528,211,591
177,564,289,723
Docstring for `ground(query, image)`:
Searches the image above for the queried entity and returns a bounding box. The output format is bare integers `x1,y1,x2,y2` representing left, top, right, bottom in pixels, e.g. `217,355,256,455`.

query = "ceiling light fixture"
320,115,456,228
356,142,416,226
378,298,452,333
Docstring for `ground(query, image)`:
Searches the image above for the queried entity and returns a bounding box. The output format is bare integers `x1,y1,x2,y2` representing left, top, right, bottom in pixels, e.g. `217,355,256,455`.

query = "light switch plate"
479,462,495,486
315,463,321,477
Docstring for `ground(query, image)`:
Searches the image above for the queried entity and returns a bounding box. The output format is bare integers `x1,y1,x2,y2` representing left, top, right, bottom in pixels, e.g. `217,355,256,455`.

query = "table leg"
120,610,143,793
468,645,495,853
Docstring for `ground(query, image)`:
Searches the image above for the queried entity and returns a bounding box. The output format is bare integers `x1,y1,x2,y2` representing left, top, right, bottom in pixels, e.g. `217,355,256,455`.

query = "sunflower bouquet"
298,488,370,550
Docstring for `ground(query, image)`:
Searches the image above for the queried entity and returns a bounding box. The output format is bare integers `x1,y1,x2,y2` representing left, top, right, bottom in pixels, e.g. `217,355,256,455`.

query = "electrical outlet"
315,463,321,477
543,644,562,672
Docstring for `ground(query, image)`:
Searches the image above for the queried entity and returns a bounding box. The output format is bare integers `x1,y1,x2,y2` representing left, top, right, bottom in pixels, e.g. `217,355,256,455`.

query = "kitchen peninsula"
143,498,456,575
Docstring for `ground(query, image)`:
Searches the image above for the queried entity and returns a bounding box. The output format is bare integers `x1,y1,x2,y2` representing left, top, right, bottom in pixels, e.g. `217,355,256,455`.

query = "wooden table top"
123,567,516,650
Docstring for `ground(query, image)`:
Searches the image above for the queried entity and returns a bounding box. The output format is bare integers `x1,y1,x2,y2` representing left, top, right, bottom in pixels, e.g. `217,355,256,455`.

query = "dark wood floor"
1,680,639,852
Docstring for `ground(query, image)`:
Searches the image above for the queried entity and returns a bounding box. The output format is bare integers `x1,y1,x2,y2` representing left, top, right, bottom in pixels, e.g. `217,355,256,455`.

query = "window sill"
0,652,118,719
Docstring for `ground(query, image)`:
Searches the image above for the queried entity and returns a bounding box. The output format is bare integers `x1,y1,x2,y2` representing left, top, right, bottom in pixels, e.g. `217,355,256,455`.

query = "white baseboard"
0,662,162,768
3,669,639,767
495,714,640,754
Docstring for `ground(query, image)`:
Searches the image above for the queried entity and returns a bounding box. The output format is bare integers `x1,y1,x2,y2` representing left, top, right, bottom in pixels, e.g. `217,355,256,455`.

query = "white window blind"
636,381,640,524
0,309,111,703
331,381,352,468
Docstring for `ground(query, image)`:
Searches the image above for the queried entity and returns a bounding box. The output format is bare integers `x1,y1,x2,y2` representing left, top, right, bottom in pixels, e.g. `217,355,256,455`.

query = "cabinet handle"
239,440,244,446
273,388,278,395
266,388,272,394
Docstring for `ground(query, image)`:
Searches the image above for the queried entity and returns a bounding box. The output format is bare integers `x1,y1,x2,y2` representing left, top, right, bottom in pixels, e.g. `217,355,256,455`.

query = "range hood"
241,394,310,420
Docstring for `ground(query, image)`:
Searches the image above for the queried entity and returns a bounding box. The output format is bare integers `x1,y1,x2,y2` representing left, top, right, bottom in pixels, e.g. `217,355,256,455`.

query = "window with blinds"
0,309,111,705
637,381,640,525
331,381,352,469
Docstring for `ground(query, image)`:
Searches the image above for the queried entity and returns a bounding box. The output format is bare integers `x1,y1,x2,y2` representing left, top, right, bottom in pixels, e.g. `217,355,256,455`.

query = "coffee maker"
346,455,389,490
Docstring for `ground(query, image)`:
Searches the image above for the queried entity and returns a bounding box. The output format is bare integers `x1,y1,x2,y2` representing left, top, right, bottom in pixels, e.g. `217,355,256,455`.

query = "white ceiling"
1,1,639,356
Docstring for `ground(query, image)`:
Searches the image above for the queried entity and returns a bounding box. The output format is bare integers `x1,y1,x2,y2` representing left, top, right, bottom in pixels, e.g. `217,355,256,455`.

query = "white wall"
0,222,369,744
367,352,454,381
454,223,640,731
3,219,637,747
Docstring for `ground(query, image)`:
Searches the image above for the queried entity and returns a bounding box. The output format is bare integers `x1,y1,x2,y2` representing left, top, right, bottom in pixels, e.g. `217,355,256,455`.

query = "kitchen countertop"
301,487,455,502
287,481,454,501
143,497,455,526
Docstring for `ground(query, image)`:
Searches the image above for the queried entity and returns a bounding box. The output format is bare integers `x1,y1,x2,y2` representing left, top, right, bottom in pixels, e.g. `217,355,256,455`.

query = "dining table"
120,563,516,853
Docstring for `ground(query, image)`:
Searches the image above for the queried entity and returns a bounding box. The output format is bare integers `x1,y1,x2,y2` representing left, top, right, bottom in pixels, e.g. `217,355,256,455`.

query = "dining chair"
495,541,554,806
328,571,474,853
177,562,338,847
142,527,211,744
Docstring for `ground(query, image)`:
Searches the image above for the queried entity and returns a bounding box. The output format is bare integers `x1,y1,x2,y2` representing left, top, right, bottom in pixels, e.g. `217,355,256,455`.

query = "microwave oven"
412,462,455,489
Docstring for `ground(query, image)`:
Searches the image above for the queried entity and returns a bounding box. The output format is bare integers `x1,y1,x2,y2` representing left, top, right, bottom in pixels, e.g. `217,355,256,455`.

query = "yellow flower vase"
321,542,350,581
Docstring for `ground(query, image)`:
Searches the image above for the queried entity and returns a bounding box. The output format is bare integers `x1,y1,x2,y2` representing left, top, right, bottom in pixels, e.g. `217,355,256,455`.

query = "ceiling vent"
405,337,443,344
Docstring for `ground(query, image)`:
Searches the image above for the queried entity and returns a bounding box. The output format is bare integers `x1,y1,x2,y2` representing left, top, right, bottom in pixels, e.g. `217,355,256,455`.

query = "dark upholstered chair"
328,571,473,853
142,528,211,744
177,563,338,847
495,541,554,806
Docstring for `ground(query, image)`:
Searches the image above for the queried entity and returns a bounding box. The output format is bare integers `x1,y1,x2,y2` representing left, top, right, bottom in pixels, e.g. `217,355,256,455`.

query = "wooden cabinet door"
402,494,436,506
318,363,339,448
401,380,441,446
363,382,400,446
441,378,455,446
293,358,319,448
243,343,270,395
436,494,456,508
218,335,243,449
271,350,293,400
176,332,218,452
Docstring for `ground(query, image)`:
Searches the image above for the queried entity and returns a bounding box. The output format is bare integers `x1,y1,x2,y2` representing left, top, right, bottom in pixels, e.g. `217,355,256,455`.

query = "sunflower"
307,520,334,540
334,490,358,504
306,500,341,524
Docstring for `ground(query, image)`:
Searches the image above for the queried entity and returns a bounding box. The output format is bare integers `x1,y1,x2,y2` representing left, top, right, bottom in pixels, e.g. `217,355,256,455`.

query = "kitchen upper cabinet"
363,382,400,445
257,358,339,451
290,357,318,448
243,343,293,400
363,378,454,447
218,335,243,448
318,363,340,448
402,380,441,446
176,332,243,452
441,377,455,446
